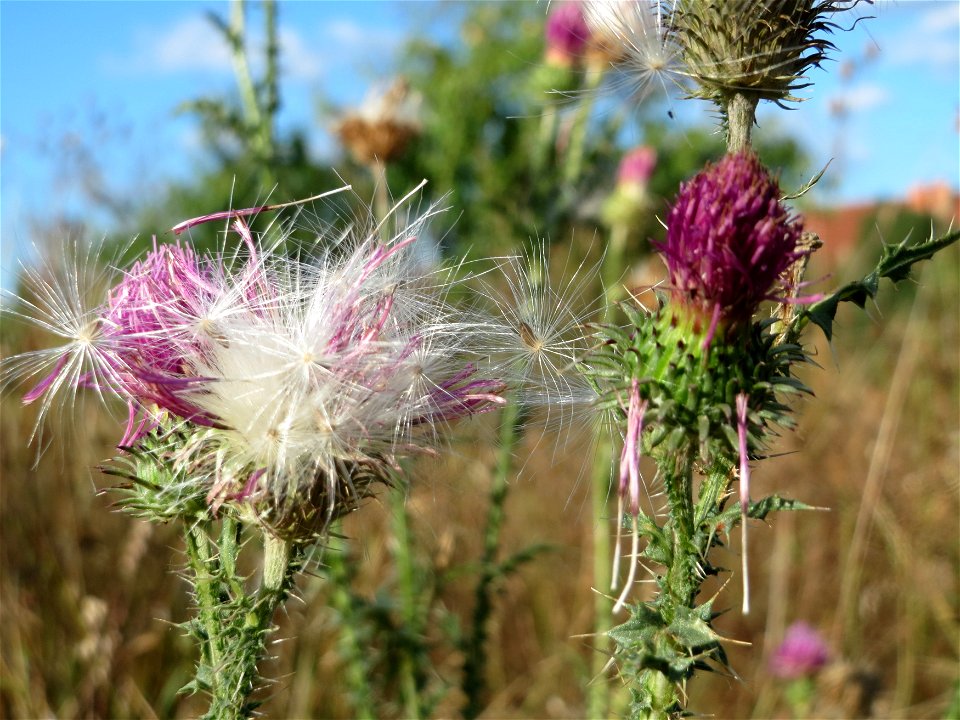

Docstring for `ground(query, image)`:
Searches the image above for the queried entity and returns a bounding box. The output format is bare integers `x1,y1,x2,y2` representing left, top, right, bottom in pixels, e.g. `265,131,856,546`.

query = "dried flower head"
657,151,805,344
582,0,684,101
3,190,510,538
671,0,867,107
334,78,422,164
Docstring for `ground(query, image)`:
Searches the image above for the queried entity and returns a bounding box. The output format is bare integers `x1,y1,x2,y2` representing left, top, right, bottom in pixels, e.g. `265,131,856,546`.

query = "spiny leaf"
782,159,831,201
798,227,959,341
667,605,720,648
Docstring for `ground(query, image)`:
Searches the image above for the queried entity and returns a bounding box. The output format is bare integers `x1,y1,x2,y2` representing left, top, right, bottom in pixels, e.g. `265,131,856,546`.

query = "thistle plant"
571,2,958,717
1,189,516,718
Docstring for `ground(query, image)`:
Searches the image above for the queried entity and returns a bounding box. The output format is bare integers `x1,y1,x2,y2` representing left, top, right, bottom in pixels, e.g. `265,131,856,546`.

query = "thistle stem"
588,222,629,719
726,92,759,154
463,397,522,719
389,487,424,720
186,522,224,674
562,66,604,186
184,518,298,720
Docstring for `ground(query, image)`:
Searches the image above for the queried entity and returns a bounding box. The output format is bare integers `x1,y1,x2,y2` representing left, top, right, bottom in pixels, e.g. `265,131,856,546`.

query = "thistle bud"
545,1,590,68
656,151,805,345
601,146,657,227
671,0,859,106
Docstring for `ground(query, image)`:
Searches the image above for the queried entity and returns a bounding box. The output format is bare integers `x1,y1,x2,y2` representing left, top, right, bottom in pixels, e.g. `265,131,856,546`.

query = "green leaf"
667,605,720,649
798,228,960,342
782,159,831,201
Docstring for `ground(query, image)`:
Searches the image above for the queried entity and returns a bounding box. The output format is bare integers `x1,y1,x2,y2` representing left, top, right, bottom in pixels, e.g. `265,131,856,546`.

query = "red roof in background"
802,181,959,268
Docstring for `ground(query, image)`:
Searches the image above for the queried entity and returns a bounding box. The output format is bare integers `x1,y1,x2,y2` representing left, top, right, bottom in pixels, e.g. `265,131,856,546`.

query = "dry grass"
1,240,956,719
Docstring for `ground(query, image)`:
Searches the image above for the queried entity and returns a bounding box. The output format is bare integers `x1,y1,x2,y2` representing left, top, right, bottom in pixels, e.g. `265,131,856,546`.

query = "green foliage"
799,227,960,342
102,427,211,523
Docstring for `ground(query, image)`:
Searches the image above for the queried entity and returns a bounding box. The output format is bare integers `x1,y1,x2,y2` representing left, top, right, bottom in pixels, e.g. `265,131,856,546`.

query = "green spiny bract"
102,426,213,523
590,298,809,468
671,0,861,107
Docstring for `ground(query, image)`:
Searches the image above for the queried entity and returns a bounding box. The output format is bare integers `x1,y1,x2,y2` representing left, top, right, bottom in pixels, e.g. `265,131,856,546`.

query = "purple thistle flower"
104,241,221,422
770,622,830,679
656,152,806,345
545,2,590,64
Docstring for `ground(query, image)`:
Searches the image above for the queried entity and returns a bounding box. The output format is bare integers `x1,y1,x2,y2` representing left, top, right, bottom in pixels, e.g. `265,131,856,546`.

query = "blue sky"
1,1,958,285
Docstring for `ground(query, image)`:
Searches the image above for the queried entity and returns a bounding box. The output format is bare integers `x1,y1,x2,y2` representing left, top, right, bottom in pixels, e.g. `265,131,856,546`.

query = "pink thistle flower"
770,622,830,679
656,152,807,346
617,145,657,188
545,2,590,66
103,240,222,425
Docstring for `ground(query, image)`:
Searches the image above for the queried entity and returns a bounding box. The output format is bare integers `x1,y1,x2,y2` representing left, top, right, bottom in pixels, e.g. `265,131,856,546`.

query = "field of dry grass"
1,237,956,719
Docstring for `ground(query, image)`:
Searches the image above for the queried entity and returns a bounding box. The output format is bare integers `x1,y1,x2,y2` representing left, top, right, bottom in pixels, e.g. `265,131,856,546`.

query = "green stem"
186,523,224,674
462,398,522,719
184,519,297,720
587,222,630,719
638,668,679,719
726,92,758,154
228,0,276,188
389,488,423,720
262,533,291,593
562,66,604,186
326,532,377,720
664,452,696,610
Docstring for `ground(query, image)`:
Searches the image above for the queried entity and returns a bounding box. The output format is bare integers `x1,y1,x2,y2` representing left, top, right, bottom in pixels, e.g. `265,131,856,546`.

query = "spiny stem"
389,487,424,720
463,398,522,719
186,522,224,673
325,531,376,720
184,520,297,720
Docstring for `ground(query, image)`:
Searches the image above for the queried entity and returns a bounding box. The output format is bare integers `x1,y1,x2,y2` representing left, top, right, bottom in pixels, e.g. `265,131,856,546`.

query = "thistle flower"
545,2,590,68
3,191,509,539
656,151,806,347
770,622,830,679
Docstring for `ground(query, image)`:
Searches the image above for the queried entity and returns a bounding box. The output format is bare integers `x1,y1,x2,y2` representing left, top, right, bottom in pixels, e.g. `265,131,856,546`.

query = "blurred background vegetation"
1,2,957,718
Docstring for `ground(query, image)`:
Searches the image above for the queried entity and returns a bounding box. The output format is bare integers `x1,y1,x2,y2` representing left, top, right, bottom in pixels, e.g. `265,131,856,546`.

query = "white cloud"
323,18,403,53
919,3,960,32
103,15,324,80
279,27,323,81
152,16,234,73
832,82,891,112
100,16,233,75
885,2,960,69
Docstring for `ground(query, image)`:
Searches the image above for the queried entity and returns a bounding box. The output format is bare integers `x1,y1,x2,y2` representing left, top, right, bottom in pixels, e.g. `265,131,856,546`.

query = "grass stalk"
462,398,522,719
388,486,424,720
324,531,377,720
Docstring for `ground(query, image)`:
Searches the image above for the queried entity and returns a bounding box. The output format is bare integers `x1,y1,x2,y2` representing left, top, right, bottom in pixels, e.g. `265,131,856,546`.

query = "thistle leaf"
799,228,960,341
